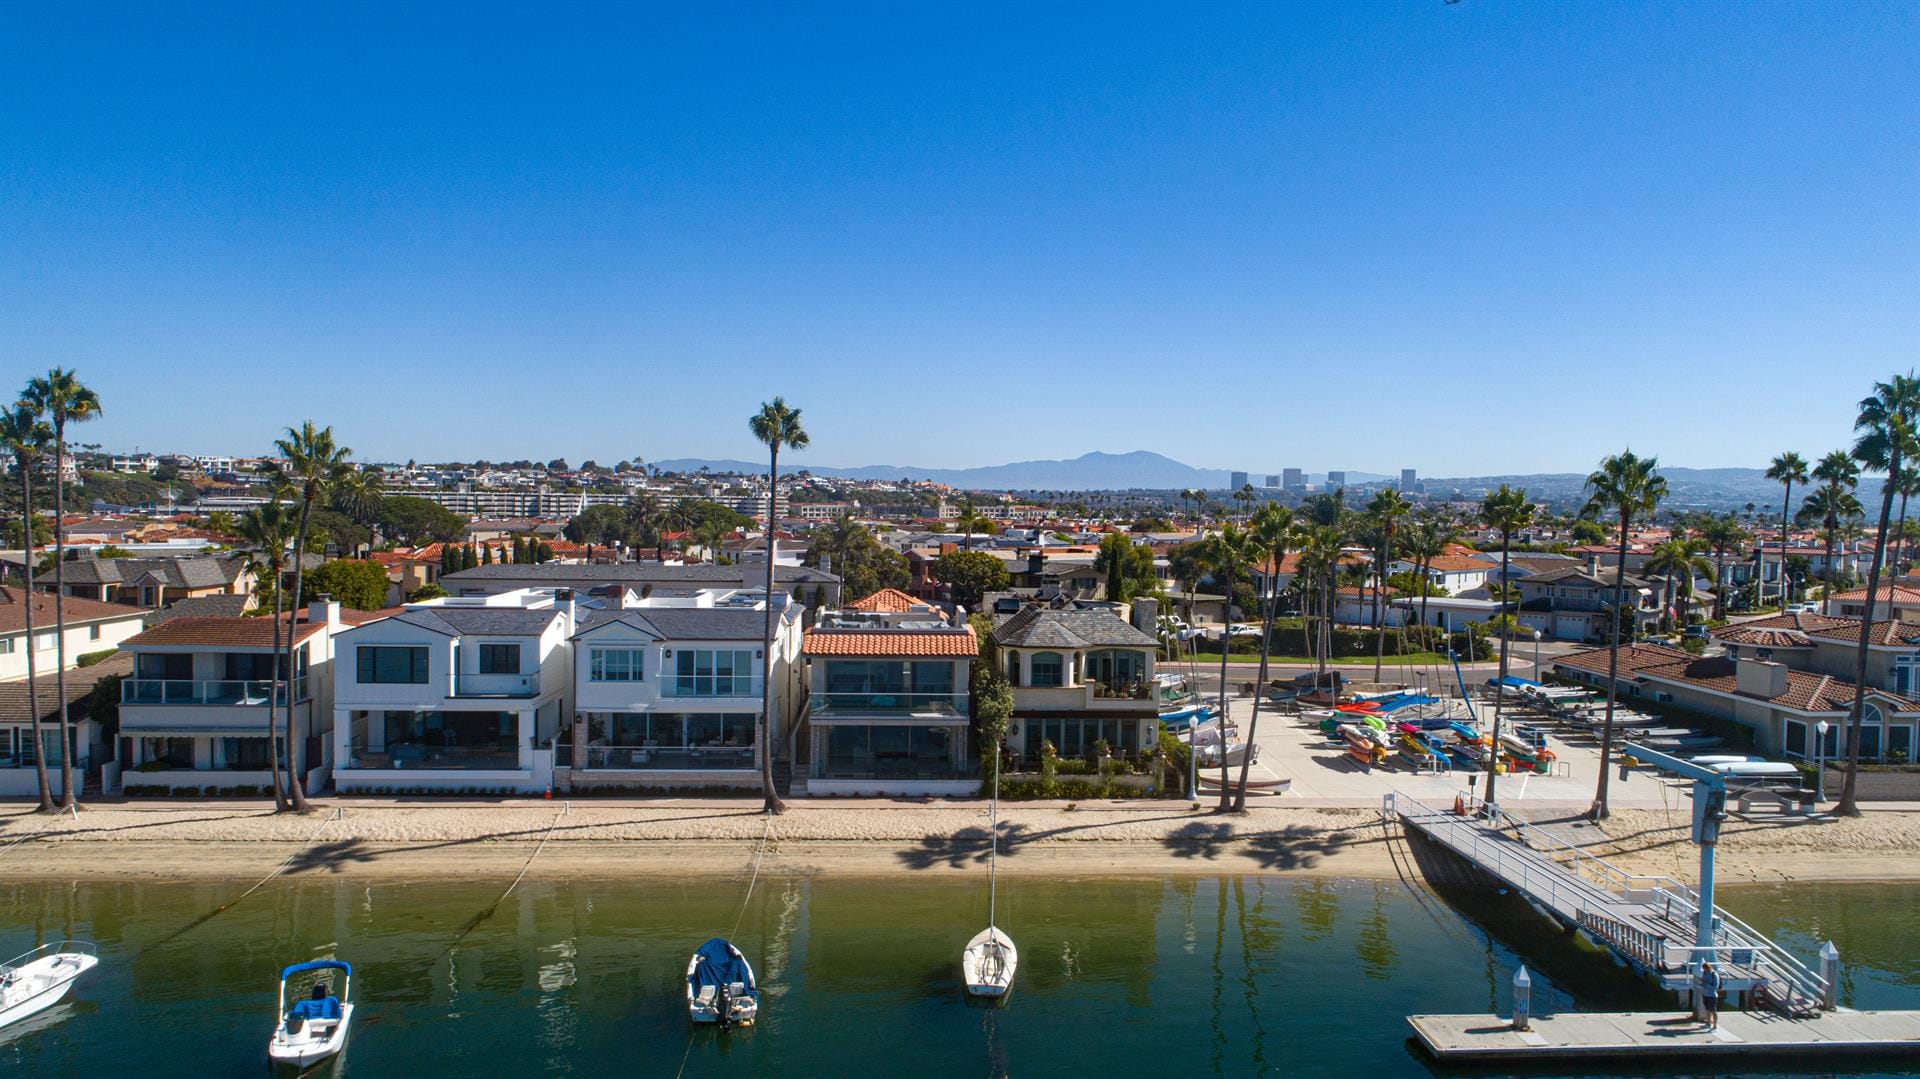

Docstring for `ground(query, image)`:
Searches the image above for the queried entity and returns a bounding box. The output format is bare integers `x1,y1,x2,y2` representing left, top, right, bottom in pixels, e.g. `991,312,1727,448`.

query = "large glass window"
1086,650,1146,693
358,646,429,684
352,710,520,770
823,725,962,779
1024,717,1139,759
1030,652,1065,688
143,737,195,769
478,643,520,674
220,738,271,770
673,649,757,696
579,712,755,769
590,648,646,681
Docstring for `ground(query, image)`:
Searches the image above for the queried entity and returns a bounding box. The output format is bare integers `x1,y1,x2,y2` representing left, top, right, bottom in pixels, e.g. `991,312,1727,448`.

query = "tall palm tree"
1644,535,1711,635
1766,452,1808,605
749,398,808,814
23,368,102,810
1478,485,1535,808
271,422,353,813
1401,510,1459,654
954,498,990,551
1838,374,1920,817
237,499,297,810
1236,504,1295,810
1694,513,1750,619
1581,450,1668,821
624,493,665,555
1365,489,1411,681
1893,468,1920,576
1197,523,1258,809
1806,451,1862,602
1,402,56,811
329,468,385,550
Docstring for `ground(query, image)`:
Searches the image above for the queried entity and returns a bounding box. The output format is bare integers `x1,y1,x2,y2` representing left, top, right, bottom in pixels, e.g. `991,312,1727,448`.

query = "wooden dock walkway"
1409,1010,1920,1063
1386,791,1828,1014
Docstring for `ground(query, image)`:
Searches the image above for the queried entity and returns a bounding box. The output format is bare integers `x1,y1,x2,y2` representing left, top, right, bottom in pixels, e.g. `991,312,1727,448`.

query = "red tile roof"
0,586,148,635
845,588,928,614
1554,642,1918,713
802,626,978,657
123,606,390,648
1832,584,1920,607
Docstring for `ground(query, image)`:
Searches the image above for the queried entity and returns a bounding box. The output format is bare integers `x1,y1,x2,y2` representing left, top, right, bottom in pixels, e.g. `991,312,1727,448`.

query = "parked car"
1681,624,1710,640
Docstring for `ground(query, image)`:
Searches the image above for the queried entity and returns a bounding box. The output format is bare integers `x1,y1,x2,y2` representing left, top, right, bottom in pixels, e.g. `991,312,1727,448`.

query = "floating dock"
1408,1010,1920,1063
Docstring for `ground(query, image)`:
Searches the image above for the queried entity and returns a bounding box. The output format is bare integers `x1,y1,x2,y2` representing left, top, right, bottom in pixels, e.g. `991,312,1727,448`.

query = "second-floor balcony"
453,671,543,699
661,675,765,699
122,679,306,706
811,691,968,718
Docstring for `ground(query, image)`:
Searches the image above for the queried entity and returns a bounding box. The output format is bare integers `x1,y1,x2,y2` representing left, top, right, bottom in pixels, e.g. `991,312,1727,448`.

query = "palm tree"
1197,523,1259,809
624,493,665,555
1402,510,1459,654
0,402,56,812
1838,374,1920,817
1365,488,1411,681
954,498,990,550
1893,468,1920,576
271,422,353,813
1644,535,1711,635
1766,452,1808,605
1805,451,1861,602
1478,485,1535,808
1236,503,1295,810
749,398,808,814
1694,513,1750,619
237,499,297,810
23,368,102,810
329,468,385,550
1581,450,1668,821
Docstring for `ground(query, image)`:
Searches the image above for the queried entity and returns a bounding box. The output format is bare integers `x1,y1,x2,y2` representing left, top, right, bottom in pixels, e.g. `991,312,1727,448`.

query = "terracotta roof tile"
0,586,148,635
802,626,978,657
1554,642,1919,713
845,588,929,614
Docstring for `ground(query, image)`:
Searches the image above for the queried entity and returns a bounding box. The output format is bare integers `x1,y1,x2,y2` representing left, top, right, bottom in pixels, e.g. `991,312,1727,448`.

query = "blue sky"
3,3,1915,477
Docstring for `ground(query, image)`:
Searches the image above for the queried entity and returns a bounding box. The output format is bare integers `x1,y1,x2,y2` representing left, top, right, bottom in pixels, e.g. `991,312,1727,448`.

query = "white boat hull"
269,1002,354,1067
0,952,97,1031
685,948,758,1026
962,927,1018,999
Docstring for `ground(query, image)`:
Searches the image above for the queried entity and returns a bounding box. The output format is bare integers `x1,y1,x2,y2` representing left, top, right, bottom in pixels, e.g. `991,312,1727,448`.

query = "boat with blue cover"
268,959,353,1067
687,938,759,1026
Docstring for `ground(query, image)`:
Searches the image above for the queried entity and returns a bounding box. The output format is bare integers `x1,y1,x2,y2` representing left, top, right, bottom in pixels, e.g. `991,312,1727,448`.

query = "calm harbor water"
1,873,1916,1078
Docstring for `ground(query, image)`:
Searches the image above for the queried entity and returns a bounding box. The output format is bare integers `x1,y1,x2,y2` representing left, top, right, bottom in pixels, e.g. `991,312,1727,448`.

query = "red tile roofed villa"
843,587,929,615
1711,611,1920,701
1827,583,1920,622
801,612,978,796
1552,642,1920,763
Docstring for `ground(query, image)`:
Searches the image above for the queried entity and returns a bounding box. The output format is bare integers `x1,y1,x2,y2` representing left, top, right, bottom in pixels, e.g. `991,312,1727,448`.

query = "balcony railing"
576,745,755,771
661,676,764,699
122,679,305,706
453,672,542,698
347,743,523,771
1091,681,1153,701
818,757,976,781
811,692,967,717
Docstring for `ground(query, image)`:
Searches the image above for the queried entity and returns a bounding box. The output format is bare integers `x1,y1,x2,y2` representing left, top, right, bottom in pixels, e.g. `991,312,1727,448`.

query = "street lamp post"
1815,720,1830,804
1531,628,1542,679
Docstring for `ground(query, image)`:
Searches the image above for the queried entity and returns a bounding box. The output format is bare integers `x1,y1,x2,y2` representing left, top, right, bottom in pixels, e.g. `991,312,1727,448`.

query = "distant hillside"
652,450,1234,491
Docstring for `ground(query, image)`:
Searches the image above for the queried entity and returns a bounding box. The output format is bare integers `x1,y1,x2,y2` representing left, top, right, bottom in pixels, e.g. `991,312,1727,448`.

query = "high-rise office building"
1323,470,1344,489
1230,471,1249,491
1264,474,1280,489
1401,468,1418,491
1282,468,1304,491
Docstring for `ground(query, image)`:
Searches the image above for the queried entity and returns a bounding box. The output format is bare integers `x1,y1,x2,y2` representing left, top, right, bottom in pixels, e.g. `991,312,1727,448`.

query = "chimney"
1027,551,1045,577
1131,596,1159,634
1735,658,1789,700
308,593,340,626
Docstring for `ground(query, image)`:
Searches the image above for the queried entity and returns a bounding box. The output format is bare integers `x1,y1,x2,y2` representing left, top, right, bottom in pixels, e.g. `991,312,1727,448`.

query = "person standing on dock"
1698,962,1722,1028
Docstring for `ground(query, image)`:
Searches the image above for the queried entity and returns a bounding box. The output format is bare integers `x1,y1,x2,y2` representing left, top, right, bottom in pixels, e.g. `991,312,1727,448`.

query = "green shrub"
76,648,118,668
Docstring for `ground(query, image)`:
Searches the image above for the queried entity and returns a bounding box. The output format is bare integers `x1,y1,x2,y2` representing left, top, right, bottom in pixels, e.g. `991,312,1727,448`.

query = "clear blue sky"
3,3,1914,477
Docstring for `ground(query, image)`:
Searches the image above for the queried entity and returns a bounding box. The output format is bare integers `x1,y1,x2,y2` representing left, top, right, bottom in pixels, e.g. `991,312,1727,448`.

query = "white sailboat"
962,763,1018,1000
0,941,97,1031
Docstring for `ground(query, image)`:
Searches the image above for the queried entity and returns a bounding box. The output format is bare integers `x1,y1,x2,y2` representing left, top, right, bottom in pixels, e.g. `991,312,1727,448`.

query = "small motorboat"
687,938,759,1026
1198,772,1292,793
0,941,97,1032
268,959,354,1067
963,926,1018,999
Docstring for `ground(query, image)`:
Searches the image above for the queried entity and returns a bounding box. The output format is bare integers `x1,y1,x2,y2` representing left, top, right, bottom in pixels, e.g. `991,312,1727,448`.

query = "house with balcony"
115,599,361,794
331,589,574,794
46,553,252,610
0,585,148,683
800,608,977,796
441,561,843,608
564,588,805,793
991,604,1160,764
1511,566,1661,642
0,653,128,798
1714,611,1920,698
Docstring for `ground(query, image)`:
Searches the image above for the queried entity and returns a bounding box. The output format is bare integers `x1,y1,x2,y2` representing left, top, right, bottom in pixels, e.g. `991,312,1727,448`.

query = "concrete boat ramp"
1409,1009,1920,1064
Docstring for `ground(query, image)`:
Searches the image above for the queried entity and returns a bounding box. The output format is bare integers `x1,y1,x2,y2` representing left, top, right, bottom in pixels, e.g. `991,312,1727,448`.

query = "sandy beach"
3,797,1917,886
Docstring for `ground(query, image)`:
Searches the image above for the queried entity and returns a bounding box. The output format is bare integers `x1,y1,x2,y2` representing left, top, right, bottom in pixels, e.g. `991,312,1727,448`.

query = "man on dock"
1697,961,1722,1028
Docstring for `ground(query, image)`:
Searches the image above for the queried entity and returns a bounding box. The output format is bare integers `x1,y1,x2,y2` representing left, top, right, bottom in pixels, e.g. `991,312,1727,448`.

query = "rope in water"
436,802,569,961
154,807,342,946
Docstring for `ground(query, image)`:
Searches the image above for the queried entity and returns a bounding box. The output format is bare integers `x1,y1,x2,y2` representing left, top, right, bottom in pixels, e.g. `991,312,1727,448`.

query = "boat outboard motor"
716,982,733,1028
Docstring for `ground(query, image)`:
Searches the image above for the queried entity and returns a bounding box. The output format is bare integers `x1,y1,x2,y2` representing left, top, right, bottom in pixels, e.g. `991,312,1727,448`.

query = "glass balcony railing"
810,692,968,717
661,676,765,699
122,679,305,706
575,745,756,770
453,672,542,698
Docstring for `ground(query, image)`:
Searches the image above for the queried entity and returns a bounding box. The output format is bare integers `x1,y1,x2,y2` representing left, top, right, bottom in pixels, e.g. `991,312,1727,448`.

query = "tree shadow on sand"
1160,820,1361,870
895,823,1032,870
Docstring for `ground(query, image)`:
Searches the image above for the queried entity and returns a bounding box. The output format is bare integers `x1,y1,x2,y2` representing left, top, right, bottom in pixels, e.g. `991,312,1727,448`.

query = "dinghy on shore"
0,941,97,1032
268,959,354,1067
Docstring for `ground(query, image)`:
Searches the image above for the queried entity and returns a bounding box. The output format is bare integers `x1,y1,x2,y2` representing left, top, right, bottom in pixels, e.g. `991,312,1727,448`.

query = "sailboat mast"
988,758,999,928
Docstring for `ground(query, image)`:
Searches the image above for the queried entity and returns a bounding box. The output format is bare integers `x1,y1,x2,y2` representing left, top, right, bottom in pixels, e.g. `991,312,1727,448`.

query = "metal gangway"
1388,790,1830,1016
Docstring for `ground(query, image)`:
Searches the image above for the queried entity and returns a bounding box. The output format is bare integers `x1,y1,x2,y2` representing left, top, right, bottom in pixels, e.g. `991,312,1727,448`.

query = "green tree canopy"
376,495,467,546
299,559,391,610
933,549,1011,611
1093,532,1157,603
1569,518,1607,544
803,515,908,602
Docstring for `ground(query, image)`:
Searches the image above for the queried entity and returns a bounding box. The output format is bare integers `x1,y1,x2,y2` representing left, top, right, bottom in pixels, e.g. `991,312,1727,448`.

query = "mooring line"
676,809,776,1079
154,807,343,946
435,802,569,964
0,802,76,860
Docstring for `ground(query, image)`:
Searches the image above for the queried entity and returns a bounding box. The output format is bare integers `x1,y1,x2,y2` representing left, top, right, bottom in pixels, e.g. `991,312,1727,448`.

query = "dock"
1409,1010,1920,1063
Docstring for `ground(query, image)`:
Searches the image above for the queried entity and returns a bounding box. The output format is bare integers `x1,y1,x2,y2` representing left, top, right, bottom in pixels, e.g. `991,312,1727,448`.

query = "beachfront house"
331,589,573,794
562,587,804,793
0,584,148,682
992,604,1160,764
0,654,128,798
800,598,977,796
115,599,360,794
440,561,844,609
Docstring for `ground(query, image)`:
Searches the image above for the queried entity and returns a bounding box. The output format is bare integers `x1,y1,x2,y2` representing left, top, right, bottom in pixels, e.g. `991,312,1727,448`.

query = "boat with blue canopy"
687,938,759,1026
268,958,353,1067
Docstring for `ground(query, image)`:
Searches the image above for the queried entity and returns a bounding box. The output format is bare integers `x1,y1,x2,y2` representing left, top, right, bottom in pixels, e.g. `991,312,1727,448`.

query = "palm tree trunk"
51,418,76,810
760,449,787,813
1373,531,1390,682
284,492,315,812
1779,481,1793,605
1590,512,1633,821
267,559,287,810
1216,555,1233,810
1484,532,1513,807
1839,457,1902,817
1898,489,1911,577
1236,549,1280,811
19,468,54,812
1418,552,1434,654
1824,521,1838,611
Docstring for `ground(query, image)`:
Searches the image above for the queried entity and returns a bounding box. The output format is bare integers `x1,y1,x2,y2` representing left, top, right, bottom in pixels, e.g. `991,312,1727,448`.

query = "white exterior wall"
0,615,146,683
